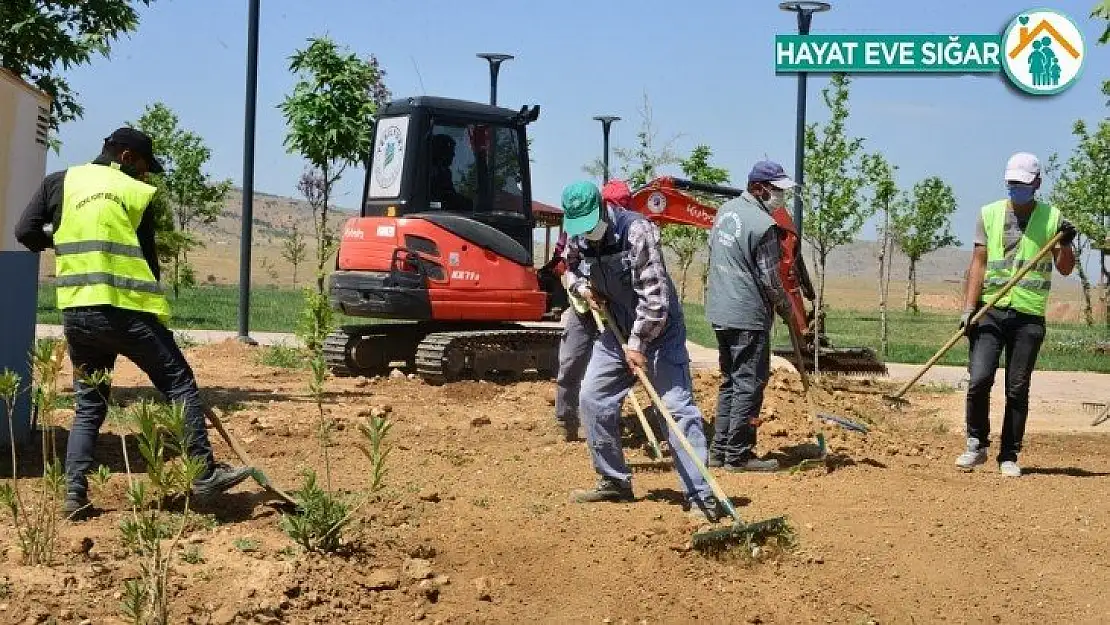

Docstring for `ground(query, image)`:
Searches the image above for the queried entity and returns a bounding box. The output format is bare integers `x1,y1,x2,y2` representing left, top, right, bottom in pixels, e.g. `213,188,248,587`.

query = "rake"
1092,403,1110,428
205,406,299,508
594,307,789,553
883,231,1065,406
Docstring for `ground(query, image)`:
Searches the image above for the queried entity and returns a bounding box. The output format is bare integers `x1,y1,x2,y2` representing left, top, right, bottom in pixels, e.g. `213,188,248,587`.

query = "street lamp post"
237,0,260,345
592,116,620,182
476,53,514,106
779,1,831,235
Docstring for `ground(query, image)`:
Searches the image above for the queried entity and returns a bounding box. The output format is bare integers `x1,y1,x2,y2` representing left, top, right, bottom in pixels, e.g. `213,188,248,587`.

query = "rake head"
691,516,793,555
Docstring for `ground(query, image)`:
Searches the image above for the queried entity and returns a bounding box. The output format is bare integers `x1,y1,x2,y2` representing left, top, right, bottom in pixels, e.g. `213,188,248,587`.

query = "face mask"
1007,183,1035,205
766,188,786,211
584,219,608,242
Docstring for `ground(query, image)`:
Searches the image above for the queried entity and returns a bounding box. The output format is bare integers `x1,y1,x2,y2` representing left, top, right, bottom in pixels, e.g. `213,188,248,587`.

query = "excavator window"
427,122,525,217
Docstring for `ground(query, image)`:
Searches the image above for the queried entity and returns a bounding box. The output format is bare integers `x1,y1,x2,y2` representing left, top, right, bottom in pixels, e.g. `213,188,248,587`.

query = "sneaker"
192,463,254,497
569,477,634,503
955,438,988,470
61,492,92,521
724,457,780,473
999,461,1022,477
687,497,726,523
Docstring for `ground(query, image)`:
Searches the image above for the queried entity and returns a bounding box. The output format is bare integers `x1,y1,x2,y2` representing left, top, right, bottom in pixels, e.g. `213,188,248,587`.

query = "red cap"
601,179,632,208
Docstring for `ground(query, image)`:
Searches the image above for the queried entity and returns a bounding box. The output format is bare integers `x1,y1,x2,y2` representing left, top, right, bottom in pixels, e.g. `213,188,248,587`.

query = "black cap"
104,127,164,174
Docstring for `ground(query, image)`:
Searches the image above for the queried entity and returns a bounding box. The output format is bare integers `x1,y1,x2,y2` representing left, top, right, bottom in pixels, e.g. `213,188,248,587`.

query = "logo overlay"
774,8,1085,95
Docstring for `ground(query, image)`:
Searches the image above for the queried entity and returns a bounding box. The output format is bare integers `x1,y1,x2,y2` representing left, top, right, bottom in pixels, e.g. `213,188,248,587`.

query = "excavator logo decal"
647,192,667,214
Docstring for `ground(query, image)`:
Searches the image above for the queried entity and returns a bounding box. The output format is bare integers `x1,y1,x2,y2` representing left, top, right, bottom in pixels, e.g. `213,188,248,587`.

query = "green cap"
561,181,602,236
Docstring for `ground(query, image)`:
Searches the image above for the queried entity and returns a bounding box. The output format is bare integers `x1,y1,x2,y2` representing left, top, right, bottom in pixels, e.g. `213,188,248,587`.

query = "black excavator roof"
379,96,539,125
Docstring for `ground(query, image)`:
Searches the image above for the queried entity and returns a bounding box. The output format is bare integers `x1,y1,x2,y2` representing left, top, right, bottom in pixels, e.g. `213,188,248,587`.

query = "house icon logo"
1001,8,1085,95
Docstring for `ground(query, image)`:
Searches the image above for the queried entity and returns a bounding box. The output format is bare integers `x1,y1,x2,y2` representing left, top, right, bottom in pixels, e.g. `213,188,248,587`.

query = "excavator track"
324,323,426,378
773,346,889,377
415,328,561,385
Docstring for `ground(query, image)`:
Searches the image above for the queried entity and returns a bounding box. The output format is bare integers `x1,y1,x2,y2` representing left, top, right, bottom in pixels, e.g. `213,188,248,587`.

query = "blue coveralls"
575,209,715,507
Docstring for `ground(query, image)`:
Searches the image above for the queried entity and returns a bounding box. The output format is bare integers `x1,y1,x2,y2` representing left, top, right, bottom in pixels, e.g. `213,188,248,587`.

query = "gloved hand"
958,309,976,335
1058,219,1077,246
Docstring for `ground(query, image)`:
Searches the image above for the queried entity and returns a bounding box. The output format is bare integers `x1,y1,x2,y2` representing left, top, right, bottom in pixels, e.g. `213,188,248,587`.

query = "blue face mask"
1008,183,1035,205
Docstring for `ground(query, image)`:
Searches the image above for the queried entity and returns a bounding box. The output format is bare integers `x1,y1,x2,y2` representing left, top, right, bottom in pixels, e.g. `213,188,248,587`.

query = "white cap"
1004,152,1040,184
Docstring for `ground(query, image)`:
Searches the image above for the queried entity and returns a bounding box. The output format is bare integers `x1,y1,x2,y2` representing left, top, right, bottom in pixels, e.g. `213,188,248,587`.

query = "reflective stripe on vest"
52,163,170,322
980,199,1060,316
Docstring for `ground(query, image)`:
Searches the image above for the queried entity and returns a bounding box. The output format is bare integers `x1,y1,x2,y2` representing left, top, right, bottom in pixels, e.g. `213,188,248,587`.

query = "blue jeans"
62,306,215,496
578,331,714,506
712,328,770,464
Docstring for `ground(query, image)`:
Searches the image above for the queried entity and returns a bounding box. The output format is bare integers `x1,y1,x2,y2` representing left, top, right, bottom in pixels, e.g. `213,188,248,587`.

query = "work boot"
724,457,779,473
687,496,725,523
61,492,92,521
955,438,988,470
559,421,582,443
192,462,254,498
569,477,634,503
999,460,1022,477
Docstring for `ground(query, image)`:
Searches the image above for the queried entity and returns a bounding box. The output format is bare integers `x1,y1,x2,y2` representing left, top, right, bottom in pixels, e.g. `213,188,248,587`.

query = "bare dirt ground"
3,341,1110,624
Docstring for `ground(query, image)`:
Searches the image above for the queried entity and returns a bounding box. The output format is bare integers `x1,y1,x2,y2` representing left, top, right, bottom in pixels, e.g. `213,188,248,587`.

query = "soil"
2,340,1110,624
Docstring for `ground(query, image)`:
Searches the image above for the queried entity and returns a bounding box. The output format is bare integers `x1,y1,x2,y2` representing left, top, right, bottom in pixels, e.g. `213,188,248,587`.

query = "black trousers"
711,327,770,464
965,306,1046,463
62,306,215,496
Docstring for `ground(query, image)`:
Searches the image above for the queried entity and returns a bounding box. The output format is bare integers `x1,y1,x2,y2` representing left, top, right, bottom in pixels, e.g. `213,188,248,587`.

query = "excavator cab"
327,97,561,382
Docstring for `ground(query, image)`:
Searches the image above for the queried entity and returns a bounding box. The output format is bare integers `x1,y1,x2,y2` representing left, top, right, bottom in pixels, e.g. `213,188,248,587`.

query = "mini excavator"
326,96,885,383
627,177,888,376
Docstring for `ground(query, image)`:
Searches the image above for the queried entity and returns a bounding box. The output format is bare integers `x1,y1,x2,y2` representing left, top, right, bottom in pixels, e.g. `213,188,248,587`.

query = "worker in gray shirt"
705,160,795,472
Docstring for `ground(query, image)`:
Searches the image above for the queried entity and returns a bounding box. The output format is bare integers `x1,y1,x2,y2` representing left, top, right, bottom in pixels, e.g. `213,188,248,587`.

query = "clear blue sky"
49,0,1109,251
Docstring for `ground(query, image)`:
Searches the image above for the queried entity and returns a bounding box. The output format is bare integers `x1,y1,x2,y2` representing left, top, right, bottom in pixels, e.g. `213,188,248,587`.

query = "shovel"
594,307,789,553
883,231,1065,406
205,406,299,508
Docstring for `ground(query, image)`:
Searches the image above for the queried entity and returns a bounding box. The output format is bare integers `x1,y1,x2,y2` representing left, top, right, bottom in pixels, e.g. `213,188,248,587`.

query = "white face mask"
584,219,609,242
766,188,786,211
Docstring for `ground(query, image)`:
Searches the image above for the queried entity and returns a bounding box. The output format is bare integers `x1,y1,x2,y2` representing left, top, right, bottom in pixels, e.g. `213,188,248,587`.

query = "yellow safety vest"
53,163,170,322
980,199,1061,317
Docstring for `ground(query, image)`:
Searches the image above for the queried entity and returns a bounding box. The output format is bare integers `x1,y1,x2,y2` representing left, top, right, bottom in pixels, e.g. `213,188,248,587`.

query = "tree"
1094,0,1110,44
0,1,156,142
862,153,901,356
893,177,960,314
132,102,231,298
278,37,384,301
281,221,308,288
1053,118,1110,328
671,145,730,303
582,92,679,186
800,73,871,318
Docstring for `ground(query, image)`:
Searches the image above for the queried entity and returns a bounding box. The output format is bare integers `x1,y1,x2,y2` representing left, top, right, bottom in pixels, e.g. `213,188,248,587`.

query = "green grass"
35,284,1109,373
683,302,1110,373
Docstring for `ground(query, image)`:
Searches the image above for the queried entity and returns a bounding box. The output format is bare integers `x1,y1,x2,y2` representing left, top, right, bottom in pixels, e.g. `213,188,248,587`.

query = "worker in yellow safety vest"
14,127,254,520
954,152,1076,477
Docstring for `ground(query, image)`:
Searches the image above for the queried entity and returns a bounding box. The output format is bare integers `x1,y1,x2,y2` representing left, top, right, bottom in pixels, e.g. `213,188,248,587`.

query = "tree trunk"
292,261,299,289
1077,259,1095,326
173,253,181,300
878,208,889,356
1103,249,1109,330
906,259,919,314
317,163,330,297
815,249,828,376
679,259,690,302
701,261,709,307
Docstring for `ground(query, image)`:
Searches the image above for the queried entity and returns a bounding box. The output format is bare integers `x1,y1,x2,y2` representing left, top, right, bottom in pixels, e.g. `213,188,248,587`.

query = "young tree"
132,102,231,298
800,73,871,318
281,221,308,288
1053,118,1110,327
1094,0,1110,44
0,1,156,141
583,92,679,186
279,37,384,299
893,177,960,314
672,145,730,303
862,153,901,356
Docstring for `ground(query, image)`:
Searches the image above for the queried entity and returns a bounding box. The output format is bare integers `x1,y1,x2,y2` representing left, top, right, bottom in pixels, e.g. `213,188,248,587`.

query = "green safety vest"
980,199,1061,317
53,163,170,322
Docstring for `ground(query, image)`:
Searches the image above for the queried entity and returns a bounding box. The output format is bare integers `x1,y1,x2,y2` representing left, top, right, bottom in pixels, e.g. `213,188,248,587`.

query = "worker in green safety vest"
15,127,254,519
954,152,1076,477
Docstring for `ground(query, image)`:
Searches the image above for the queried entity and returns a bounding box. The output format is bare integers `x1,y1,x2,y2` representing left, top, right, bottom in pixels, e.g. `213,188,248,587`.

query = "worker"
14,127,255,519
955,152,1076,477
705,161,795,472
560,180,721,522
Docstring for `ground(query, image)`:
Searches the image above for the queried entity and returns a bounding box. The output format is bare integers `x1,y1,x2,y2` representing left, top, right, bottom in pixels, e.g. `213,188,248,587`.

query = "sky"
48,0,1110,255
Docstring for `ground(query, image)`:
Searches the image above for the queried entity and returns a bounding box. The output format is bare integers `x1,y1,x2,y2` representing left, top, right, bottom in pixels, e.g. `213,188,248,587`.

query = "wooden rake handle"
889,231,1065,400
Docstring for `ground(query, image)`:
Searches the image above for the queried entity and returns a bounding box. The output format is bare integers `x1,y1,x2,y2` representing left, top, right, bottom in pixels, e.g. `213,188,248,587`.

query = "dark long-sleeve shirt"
14,158,161,281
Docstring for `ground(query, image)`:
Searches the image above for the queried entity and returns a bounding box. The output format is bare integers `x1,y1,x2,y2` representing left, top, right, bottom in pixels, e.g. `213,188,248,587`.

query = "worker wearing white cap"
954,152,1076,477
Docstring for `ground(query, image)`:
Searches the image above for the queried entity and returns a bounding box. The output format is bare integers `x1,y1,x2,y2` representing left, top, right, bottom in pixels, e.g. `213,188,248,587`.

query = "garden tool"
588,308,666,461
883,230,1065,406
595,306,789,554
205,407,299,508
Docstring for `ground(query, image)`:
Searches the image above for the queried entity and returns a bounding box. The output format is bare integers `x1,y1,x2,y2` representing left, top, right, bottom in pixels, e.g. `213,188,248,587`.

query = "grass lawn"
36,285,1110,373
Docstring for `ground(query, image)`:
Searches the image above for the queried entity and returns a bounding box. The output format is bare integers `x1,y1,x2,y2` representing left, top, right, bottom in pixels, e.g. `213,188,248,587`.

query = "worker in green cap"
560,180,722,522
